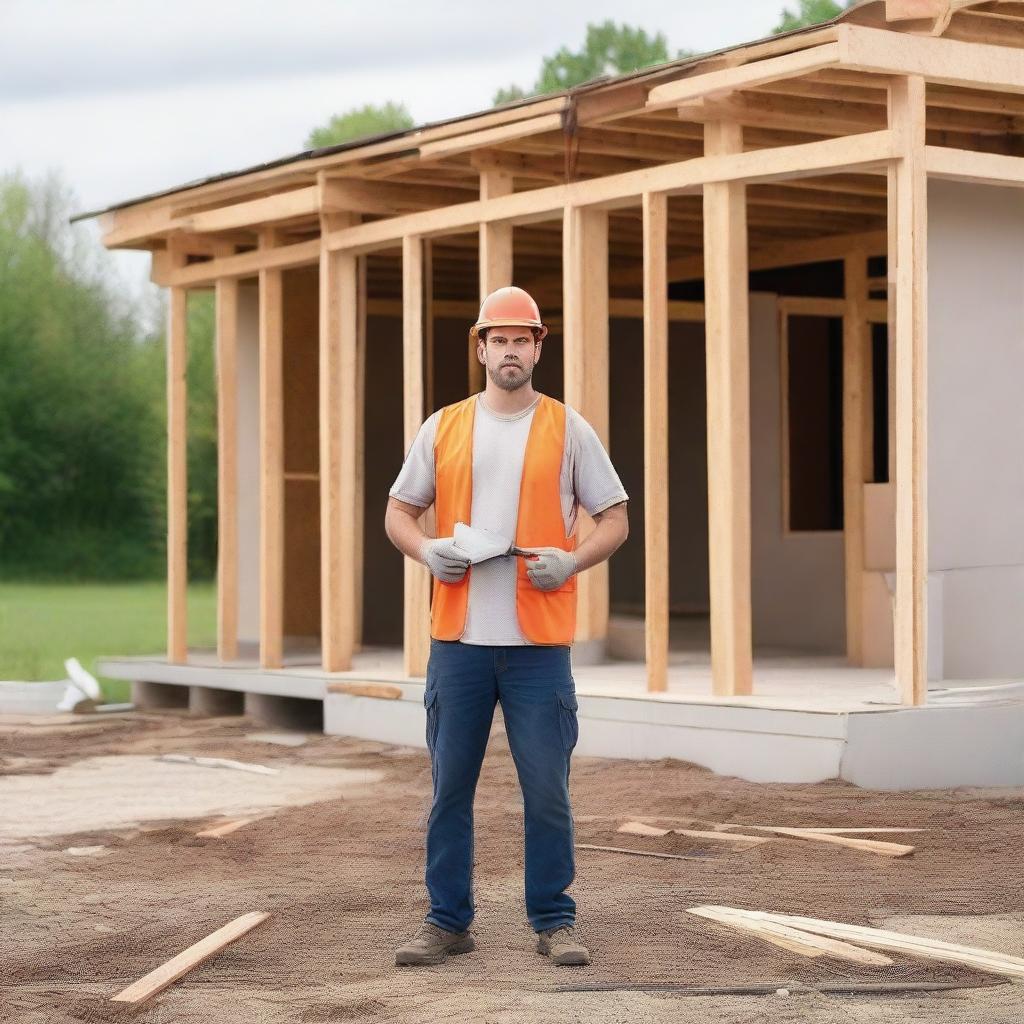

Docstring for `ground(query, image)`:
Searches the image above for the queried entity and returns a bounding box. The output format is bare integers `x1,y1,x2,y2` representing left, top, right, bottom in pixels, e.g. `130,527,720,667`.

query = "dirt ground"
1,709,1023,1024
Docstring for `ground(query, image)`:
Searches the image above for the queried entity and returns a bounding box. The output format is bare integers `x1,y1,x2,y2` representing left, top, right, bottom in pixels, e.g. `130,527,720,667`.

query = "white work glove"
421,537,470,584
525,547,577,591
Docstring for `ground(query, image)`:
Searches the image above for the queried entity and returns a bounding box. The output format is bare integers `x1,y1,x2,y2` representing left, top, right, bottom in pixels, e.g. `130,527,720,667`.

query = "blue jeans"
422,638,580,934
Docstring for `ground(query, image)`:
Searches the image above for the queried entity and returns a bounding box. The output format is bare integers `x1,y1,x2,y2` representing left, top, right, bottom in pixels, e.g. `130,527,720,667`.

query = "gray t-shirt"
389,393,628,645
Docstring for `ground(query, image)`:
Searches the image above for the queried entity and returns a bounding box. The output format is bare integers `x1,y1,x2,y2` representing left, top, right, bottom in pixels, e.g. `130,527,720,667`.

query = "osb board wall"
283,267,320,475
283,267,321,637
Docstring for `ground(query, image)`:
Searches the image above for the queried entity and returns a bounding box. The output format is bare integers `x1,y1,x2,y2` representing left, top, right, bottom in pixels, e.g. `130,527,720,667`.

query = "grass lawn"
0,581,217,702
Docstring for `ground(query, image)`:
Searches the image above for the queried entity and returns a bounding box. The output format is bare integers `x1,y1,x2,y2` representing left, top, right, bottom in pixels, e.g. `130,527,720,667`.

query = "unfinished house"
82,0,1024,787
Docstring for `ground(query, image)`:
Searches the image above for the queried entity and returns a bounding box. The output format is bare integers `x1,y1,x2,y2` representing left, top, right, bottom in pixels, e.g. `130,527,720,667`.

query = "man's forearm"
572,504,628,574
385,503,431,564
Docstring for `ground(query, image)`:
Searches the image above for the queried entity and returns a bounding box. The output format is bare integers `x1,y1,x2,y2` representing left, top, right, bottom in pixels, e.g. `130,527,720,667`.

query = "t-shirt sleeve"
565,407,629,516
388,411,439,509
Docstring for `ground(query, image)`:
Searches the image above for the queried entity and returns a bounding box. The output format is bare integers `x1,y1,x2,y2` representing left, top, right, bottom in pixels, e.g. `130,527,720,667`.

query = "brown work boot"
395,921,475,966
536,924,591,966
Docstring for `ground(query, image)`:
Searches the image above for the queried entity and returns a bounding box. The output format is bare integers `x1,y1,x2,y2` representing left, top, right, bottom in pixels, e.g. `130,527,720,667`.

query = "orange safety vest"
431,393,577,645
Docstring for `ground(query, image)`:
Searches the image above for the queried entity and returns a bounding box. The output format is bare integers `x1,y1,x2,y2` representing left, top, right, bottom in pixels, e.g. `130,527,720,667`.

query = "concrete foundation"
243,691,323,731
99,649,1024,790
189,685,244,717
132,679,189,709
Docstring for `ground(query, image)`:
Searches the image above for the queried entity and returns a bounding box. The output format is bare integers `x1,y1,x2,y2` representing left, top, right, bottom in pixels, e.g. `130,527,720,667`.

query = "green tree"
494,21,692,106
305,101,415,149
773,0,853,33
0,171,221,582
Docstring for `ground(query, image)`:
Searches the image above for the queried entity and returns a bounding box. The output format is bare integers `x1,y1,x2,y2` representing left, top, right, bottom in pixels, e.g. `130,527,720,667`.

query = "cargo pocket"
557,690,579,753
424,686,439,755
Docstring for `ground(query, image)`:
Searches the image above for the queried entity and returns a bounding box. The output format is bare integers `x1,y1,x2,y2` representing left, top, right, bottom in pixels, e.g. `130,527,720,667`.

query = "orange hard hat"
470,286,548,341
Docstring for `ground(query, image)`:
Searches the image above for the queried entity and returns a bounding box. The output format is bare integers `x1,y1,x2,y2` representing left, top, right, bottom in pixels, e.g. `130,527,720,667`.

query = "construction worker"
385,285,628,968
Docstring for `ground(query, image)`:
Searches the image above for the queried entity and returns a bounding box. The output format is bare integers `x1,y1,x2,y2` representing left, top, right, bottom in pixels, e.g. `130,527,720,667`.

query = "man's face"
479,325,542,392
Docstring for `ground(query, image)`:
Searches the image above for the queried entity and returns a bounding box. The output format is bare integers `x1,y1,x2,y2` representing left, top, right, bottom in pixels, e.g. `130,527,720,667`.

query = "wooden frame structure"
81,1,1024,708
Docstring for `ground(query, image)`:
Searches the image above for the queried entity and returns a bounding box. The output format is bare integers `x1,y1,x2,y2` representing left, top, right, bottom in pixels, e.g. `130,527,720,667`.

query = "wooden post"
889,75,929,706
258,233,284,669
475,166,514,394
842,252,873,667
353,254,367,654
702,121,753,697
643,192,669,693
167,282,188,664
215,278,239,662
562,205,611,654
403,235,431,677
319,213,359,672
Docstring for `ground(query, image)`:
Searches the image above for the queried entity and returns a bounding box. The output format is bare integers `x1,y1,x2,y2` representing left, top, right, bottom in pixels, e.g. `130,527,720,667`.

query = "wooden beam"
563,207,611,652
646,42,841,112
403,236,431,677
354,254,367,653
258,235,284,669
838,22,1024,94
215,278,239,662
924,145,1024,187
419,111,565,160
319,214,359,672
475,167,514,394
167,279,188,664
173,186,319,234
321,177,472,215
167,238,321,288
662,228,889,286
642,192,669,694
111,913,270,1004
703,121,753,697
889,75,929,706
322,131,896,257
843,253,870,666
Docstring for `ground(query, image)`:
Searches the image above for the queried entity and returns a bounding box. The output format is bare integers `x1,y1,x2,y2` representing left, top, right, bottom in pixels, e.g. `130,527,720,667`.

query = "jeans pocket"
556,690,579,753
424,686,439,754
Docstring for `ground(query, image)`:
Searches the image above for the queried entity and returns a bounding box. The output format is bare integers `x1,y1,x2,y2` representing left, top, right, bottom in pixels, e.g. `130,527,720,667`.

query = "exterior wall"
608,298,846,653
927,180,1024,679
237,282,261,645
749,292,846,653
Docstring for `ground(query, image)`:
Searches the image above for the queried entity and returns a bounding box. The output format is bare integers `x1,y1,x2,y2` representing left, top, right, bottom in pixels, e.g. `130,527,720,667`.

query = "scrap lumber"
575,843,712,862
111,911,270,1003
196,818,256,839
326,681,403,700
159,754,278,776
692,907,1024,981
617,821,769,848
719,825,915,857
689,906,894,966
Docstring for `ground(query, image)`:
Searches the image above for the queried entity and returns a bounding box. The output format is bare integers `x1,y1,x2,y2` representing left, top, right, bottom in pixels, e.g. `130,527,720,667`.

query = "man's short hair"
478,325,542,343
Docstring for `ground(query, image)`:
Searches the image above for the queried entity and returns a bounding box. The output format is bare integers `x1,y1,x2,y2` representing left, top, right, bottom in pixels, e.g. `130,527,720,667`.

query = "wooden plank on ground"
111,912,270,1003
689,906,894,966
617,821,770,848
702,906,1024,981
575,843,715,862
721,823,915,857
196,818,256,839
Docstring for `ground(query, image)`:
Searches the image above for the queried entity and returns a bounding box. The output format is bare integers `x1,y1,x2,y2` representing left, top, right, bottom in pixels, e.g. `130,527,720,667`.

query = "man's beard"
487,360,534,392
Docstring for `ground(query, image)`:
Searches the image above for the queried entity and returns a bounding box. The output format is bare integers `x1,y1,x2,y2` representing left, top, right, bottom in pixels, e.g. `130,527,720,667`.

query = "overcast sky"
1,0,797,297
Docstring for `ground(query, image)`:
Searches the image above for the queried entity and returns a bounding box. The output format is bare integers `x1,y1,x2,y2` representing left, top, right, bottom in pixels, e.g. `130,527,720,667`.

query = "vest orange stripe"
431,394,576,644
